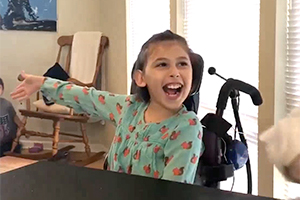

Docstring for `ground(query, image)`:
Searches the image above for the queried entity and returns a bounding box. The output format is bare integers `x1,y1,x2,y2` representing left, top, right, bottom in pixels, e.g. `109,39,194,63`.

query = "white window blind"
285,0,300,198
127,0,170,93
183,0,260,195
287,0,300,113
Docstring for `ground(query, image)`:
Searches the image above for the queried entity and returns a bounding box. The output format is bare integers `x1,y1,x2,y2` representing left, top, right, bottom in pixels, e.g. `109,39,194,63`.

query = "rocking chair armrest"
67,77,93,87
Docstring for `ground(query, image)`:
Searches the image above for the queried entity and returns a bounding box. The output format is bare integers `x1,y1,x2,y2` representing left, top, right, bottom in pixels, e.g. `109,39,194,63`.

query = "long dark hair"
131,30,204,104
0,78,4,90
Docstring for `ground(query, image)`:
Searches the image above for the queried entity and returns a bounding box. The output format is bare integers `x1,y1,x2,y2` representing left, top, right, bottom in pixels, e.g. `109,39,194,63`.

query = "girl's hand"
11,71,45,101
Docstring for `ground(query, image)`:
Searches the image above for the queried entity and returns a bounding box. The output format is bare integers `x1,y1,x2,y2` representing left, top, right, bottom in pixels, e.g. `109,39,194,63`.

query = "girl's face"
135,41,193,112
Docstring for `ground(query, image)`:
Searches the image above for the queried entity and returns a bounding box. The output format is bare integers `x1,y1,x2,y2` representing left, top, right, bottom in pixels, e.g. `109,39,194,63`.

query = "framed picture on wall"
0,0,57,32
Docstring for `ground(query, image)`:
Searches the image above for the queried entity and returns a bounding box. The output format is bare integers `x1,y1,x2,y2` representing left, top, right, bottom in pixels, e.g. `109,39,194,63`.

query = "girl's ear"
134,70,147,87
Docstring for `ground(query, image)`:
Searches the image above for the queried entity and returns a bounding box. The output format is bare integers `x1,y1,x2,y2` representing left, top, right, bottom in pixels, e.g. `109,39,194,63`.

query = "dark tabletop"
0,161,276,200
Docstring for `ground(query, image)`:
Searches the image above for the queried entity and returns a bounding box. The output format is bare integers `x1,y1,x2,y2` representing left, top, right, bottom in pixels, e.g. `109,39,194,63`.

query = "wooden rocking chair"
9,32,109,160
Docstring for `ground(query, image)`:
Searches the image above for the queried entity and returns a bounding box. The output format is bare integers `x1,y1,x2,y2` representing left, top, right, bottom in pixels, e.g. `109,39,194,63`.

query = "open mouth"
162,83,183,97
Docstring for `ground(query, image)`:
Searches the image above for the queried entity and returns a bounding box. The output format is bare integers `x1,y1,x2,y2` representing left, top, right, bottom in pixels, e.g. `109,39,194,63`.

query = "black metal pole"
230,90,252,194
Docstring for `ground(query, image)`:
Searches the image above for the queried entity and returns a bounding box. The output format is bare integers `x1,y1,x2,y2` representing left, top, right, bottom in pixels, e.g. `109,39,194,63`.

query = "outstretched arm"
41,77,130,125
11,72,131,126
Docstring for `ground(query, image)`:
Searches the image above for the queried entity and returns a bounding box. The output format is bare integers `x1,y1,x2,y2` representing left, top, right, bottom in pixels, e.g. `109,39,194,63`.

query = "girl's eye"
156,62,168,67
178,62,188,67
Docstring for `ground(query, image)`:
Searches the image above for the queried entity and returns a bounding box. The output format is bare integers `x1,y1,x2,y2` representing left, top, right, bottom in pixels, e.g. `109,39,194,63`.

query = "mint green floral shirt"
41,78,204,184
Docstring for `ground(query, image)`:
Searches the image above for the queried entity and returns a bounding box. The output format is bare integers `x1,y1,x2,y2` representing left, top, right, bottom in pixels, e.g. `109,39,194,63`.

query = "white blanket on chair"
69,31,103,84
259,107,300,179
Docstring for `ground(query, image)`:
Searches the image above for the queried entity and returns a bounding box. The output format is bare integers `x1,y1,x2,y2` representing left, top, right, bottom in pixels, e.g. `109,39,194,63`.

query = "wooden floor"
20,149,105,170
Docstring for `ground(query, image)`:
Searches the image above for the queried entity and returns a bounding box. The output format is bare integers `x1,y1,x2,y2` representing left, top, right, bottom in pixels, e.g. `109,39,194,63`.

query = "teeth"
166,84,182,89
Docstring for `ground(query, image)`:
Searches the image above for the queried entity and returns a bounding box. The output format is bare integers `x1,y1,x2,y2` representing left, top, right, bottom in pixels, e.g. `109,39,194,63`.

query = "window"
127,0,170,93
126,0,299,197
182,0,260,195
286,0,300,113
284,0,300,198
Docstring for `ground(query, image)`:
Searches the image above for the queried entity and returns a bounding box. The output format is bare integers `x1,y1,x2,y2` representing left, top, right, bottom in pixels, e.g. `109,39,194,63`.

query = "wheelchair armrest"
200,164,234,183
194,126,234,187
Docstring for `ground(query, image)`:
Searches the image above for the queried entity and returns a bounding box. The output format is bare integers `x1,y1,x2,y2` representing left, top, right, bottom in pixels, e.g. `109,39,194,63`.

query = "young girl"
11,30,205,184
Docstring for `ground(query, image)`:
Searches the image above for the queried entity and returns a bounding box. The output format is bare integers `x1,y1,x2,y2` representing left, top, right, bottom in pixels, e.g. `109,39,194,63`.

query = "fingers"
15,81,25,91
11,83,24,96
11,90,26,101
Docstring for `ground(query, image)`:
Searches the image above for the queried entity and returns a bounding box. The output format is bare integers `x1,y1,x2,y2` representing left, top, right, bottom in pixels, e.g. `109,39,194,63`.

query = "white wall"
97,0,128,149
0,0,126,151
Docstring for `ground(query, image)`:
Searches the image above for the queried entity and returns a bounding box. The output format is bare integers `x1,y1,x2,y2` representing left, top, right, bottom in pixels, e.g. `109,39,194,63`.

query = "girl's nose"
170,74,180,78
169,65,180,78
